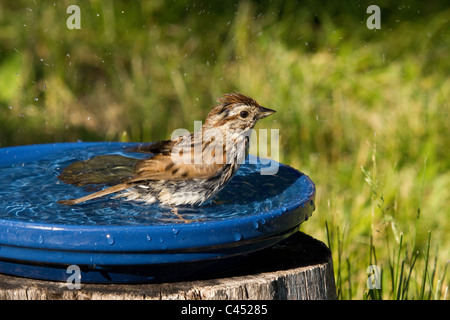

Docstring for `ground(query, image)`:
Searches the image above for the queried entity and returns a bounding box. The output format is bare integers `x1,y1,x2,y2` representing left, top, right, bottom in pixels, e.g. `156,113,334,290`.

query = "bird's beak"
257,106,276,119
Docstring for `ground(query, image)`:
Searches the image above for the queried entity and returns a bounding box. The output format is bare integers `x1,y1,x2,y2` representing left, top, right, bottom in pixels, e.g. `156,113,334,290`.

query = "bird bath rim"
0,142,315,282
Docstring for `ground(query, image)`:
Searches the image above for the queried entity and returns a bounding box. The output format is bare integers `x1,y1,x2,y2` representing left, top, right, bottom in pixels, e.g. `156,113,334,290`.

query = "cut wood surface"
0,232,336,300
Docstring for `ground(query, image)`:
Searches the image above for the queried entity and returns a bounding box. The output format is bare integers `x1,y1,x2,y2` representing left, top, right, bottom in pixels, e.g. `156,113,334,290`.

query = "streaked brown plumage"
58,92,275,206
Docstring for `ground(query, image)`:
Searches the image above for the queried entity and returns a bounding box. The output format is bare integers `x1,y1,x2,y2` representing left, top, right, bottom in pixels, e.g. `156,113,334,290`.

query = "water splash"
106,234,115,245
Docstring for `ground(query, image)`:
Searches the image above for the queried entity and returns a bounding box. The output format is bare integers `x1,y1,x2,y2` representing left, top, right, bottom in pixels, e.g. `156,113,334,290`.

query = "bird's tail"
58,182,134,205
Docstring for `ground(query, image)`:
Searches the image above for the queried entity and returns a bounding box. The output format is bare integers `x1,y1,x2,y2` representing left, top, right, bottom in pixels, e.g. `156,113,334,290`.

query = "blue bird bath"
0,142,315,283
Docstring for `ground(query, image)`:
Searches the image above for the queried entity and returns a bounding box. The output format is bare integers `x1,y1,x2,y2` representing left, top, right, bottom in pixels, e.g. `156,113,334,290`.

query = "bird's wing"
58,155,141,186
129,130,228,182
130,139,177,154
129,153,223,182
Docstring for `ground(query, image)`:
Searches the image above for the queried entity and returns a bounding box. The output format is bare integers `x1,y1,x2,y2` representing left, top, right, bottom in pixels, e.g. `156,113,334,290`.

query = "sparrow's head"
204,92,276,131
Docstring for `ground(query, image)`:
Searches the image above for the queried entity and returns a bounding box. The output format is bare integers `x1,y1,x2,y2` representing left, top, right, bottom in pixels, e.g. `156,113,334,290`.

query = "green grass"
0,0,448,299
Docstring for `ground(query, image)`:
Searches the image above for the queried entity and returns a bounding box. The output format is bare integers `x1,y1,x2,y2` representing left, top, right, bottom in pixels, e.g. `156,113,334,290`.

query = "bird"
57,92,275,207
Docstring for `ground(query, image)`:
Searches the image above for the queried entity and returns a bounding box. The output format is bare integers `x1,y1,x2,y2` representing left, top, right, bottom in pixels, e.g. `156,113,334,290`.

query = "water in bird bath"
0,142,313,226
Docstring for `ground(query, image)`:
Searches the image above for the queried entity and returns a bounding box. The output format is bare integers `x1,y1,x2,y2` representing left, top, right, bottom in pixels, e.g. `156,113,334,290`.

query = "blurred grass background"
0,0,448,299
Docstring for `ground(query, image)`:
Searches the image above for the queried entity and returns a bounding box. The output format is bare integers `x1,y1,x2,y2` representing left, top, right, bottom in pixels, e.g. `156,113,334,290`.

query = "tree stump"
0,232,336,300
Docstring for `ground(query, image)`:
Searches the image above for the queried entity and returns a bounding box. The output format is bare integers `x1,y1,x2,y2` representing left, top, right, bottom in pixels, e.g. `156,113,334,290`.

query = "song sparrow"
58,92,275,206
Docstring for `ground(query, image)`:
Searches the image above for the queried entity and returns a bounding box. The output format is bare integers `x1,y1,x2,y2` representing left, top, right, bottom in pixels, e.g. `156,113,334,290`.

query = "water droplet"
159,238,167,249
172,228,180,235
34,97,38,101
106,234,115,245
233,233,243,241
252,221,259,229
281,206,287,213
38,235,44,244
146,235,152,241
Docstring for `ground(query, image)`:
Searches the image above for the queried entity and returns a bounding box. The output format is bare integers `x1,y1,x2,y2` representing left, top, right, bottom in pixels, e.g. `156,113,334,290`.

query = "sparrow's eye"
240,111,249,118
